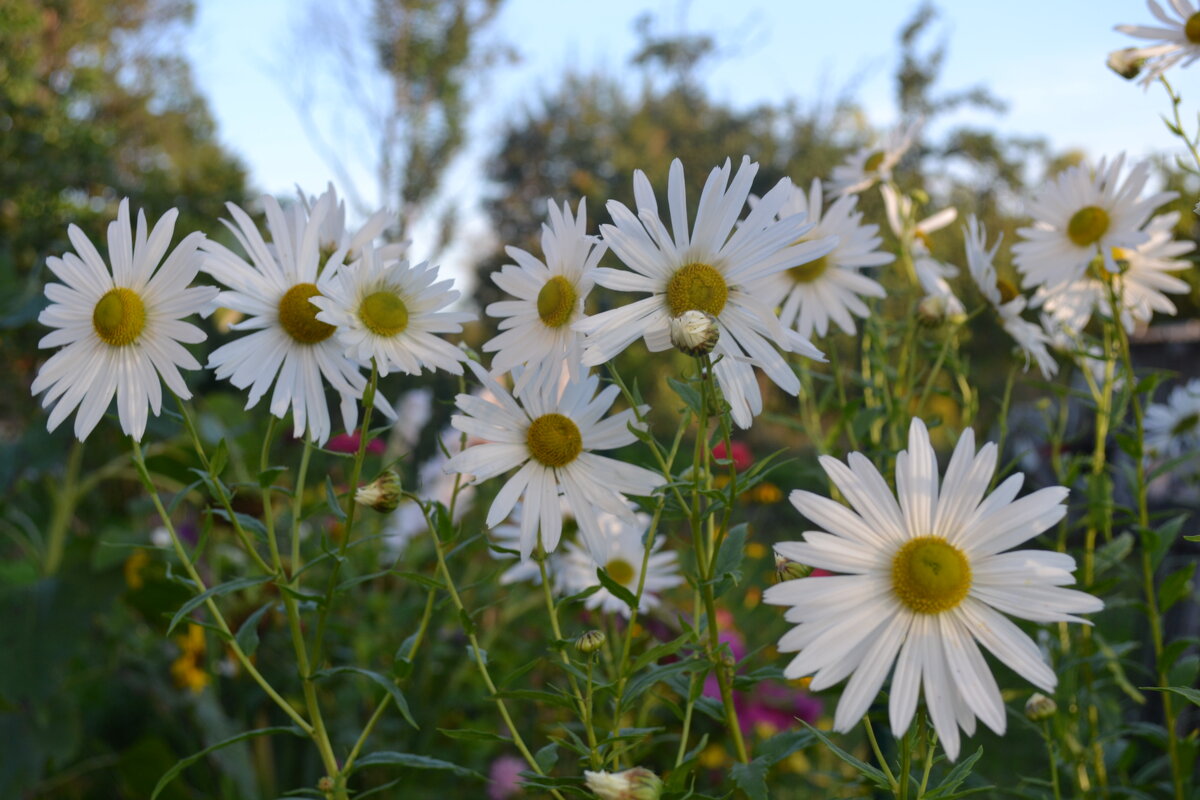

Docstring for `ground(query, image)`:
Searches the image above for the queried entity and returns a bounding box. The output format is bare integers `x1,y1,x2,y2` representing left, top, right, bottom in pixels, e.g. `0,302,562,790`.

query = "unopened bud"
584,767,663,800
917,294,949,326
669,310,719,356
1025,692,1057,721
576,629,606,655
1107,48,1145,81
355,469,402,513
774,550,813,583
317,776,335,793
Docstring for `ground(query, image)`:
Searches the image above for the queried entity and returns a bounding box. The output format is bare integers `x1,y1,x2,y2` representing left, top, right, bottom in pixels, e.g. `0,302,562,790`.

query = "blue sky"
184,0,1191,272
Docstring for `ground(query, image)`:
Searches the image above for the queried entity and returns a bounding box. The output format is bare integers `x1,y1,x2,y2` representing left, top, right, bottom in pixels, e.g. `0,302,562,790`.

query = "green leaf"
925,747,983,798
312,666,419,729
258,465,287,488
349,752,483,779
151,726,303,799
711,524,747,580
729,759,768,800
207,508,267,539
1142,685,1200,707
1159,563,1195,613
800,721,891,789
1141,514,1186,570
754,729,814,766
534,742,559,772
167,575,273,635
234,601,275,658
1094,532,1133,577
623,659,701,703
667,377,703,415
166,479,204,515
437,727,511,743
630,632,695,673
210,438,229,477
595,566,638,611
325,476,347,522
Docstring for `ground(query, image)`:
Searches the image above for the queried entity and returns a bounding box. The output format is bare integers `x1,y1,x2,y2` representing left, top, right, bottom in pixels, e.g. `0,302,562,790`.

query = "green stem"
43,439,84,575
1159,75,1200,172
291,438,314,573
674,671,699,768
916,714,935,797
128,439,313,737
863,717,898,790
1043,720,1062,800
898,722,912,800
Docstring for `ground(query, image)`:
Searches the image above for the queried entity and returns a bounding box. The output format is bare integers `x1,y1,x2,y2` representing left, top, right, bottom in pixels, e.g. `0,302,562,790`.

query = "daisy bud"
576,629,606,655
1024,692,1058,721
774,550,813,583
317,776,335,792
669,310,719,356
1106,48,1145,81
355,470,402,513
583,767,663,800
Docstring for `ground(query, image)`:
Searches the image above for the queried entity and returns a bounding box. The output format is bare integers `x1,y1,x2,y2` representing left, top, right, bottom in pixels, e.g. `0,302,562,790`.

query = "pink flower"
326,429,385,455
488,754,525,800
712,440,752,472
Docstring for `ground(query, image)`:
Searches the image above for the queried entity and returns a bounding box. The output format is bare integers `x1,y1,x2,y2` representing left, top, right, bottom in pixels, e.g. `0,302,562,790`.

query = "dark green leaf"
210,439,229,477
312,667,418,729
167,575,273,635
258,465,287,488
437,727,511,743
1159,563,1195,613
925,747,983,798
729,759,768,800
234,601,275,658
667,377,703,415
800,721,891,788
534,742,559,772
596,567,638,611
630,632,695,673
325,476,347,521
349,752,482,779
1142,685,1200,707
151,726,303,799
710,524,747,581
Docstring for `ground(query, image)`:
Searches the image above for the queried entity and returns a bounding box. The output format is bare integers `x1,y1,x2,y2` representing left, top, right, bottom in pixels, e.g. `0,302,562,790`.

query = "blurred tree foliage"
290,0,512,248
1,0,249,420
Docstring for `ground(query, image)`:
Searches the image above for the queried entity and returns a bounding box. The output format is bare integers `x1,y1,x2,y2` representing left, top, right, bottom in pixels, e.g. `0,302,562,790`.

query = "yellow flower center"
1066,206,1110,248
1187,12,1200,43
278,283,335,344
788,254,830,284
891,536,972,614
92,287,146,346
1171,412,1200,437
863,150,886,174
665,262,728,317
996,278,1020,304
536,275,577,328
526,413,583,468
359,289,409,337
605,557,636,586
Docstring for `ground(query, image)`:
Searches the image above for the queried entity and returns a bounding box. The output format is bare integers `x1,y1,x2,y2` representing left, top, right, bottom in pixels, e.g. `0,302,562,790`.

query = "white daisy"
1145,378,1200,458
577,156,827,429
1116,1,1200,87
764,418,1102,761
484,198,604,396
881,184,964,315
556,510,683,617
829,118,922,196
311,245,473,377
1035,211,1194,336
1013,155,1175,292
766,178,892,339
32,199,217,441
963,216,1058,378
201,194,389,445
445,362,664,561
297,182,398,265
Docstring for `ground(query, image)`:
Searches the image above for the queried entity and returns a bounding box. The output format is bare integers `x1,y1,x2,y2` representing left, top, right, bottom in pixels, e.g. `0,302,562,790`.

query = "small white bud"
355,469,402,513
1025,692,1058,721
669,310,719,356
1106,48,1145,81
584,768,663,800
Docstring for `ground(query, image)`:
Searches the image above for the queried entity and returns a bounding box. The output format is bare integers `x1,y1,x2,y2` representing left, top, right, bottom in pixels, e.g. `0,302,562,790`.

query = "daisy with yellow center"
1013,154,1175,293
764,418,1102,761
444,361,663,562
1117,1,1200,87
1145,378,1200,459
557,510,683,618
485,198,604,397
32,199,217,441
311,243,473,378
201,194,392,445
577,157,826,429
828,118,922,196
766,178,892,339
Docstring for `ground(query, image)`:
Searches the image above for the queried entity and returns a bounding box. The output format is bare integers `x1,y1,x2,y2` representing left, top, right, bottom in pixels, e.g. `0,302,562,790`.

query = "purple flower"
488,754,525,800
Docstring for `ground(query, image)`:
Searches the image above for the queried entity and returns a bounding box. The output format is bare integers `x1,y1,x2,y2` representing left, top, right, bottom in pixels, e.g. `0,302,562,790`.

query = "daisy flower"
556,510,683,617
298,182,397,265
829,118,922,196
1145,378,1200,458
577,157,828,429
764,418,1102,761
202,194,389,445
445,361,664,561
484,198,604,396
1116,1,1200,87
963,216,1057,378
766,178,892,339
311,244,473,377
1013,155,1175,292
1035,211,1194,336
32,199,217,441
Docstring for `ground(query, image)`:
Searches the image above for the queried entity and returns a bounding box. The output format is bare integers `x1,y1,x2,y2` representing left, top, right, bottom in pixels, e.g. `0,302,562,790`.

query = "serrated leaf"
596,567,638,611
312,666,418,729
167,575,273,635
151,726,303,799
349,751,482,779
729,759,768,800
234,601,275,658
325,476,347,522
